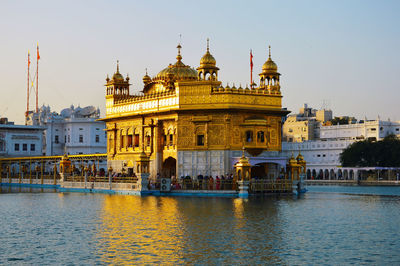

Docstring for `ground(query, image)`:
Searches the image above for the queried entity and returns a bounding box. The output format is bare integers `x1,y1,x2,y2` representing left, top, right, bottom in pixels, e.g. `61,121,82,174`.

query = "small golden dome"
112,60,125,81
199,39,217,67
289,153,297,165
112,72,124,81
262,46,278,72
143,69,151,84
296,153,305,162
262,57,278,72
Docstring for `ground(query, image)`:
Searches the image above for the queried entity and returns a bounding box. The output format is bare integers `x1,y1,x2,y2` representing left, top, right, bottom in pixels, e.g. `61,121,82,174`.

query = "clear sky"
1,0,399,124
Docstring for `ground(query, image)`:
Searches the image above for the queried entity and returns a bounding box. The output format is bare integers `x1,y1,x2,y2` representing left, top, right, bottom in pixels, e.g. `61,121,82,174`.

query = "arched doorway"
318,169,323,180
312,169,316,180
330,169,335,180
307,169,311,179
324,169,329,180
162,157,176,178
350,170,354,180
344,170,349,180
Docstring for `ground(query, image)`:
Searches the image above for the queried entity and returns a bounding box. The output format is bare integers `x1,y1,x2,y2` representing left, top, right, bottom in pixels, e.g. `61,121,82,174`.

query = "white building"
26,105,106,156
0,118,45,158
282,104,400,180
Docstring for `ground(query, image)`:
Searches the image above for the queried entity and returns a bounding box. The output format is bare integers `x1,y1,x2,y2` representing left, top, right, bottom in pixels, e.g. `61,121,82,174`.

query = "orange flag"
37,44,40,60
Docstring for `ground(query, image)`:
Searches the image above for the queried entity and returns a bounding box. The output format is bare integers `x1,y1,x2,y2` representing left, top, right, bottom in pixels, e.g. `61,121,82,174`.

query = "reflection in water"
96,196,184,264
1,187,400,264
96,195,284,264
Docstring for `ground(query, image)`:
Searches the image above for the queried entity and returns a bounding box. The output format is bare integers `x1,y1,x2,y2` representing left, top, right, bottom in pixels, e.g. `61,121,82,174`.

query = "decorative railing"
114,91,176,105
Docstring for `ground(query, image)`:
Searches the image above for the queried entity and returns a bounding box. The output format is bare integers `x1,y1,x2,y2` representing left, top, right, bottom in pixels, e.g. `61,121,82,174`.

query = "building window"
197,134,205,146
95,135,100,143
257,131,265,142
246,131,253,142
96,128,100,130
128,135,133,148
55,135,59,144
68,135,70,143
163,135,167,146
79,135,83,143
15,143,19,151
79,128,83,131
134,134,140,147
23,144,27,151
146,135,151,146
30,144,35,151
169,134,173,146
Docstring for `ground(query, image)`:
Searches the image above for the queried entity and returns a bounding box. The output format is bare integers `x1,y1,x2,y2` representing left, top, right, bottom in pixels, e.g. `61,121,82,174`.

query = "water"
1,186,400,265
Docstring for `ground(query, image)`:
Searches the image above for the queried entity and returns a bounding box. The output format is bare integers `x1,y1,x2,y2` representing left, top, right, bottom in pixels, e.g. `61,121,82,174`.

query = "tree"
340,135,400,167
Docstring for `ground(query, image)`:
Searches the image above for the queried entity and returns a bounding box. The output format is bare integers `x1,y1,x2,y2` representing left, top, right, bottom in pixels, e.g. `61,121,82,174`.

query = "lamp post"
108,166,113,190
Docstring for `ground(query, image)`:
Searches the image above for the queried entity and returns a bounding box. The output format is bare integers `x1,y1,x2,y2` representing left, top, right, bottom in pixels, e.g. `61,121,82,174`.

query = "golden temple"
101,41,291,180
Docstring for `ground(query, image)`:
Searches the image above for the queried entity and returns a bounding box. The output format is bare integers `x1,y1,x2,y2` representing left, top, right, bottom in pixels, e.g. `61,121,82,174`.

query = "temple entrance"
162,157,176,178
251,163,280,180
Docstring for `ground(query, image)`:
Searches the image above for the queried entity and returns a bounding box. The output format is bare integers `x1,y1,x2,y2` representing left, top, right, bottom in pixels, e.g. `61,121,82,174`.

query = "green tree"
340,135,400,167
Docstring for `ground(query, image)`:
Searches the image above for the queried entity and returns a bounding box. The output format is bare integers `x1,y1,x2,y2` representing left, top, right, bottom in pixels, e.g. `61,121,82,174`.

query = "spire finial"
207,38,210,52
242,146,246,158
116,60,120,73
145,68,148,75
268,45,271,58
176,43,182,61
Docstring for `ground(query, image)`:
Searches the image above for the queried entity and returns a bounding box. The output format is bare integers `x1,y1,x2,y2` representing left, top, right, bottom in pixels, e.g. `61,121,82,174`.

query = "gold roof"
261,46,278,73
154,44,198,81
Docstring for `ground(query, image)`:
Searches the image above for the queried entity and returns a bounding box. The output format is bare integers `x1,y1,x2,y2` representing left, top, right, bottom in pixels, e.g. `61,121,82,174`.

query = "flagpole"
26,51,30,122
250,49,253,89
36,44,39,113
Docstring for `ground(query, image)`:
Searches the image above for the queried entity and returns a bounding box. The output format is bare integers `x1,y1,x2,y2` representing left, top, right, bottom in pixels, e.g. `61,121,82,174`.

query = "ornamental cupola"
259,46,281,93
105,61,130,96
197,39,219,81
142,68,151,85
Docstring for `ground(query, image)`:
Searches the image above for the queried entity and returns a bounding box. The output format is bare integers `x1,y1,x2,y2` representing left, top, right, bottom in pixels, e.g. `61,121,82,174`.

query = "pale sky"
1,0,399,124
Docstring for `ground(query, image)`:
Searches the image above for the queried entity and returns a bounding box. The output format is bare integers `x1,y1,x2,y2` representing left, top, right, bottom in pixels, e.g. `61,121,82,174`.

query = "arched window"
146,135,151,146
257,131,265,142
246,131,253,142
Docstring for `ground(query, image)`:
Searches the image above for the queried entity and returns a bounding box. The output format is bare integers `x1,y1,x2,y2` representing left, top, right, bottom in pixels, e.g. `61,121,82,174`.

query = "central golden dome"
155,44,198,81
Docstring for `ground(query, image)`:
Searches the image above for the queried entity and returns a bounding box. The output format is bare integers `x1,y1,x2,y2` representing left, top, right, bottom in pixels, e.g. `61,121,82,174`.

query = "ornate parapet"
106,92,178,117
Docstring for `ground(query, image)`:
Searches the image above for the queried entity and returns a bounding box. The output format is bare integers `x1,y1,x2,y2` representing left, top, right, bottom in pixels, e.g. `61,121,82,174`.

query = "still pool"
0,186,400,265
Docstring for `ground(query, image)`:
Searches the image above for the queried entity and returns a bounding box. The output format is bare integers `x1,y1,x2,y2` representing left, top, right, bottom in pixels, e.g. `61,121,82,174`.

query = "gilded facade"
101,42,289,179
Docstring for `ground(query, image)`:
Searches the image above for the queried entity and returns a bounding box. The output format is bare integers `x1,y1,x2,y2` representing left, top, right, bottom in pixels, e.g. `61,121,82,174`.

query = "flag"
250,49,254,87
28,51,31,67
37,44,40,60
250,49,253,69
